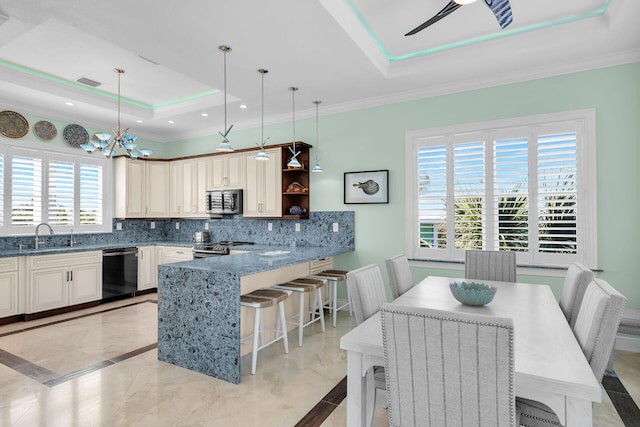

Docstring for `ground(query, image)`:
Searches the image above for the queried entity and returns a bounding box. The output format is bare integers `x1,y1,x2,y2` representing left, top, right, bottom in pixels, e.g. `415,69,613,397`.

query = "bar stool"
312,269,352,328
240,288,291,375
273,278,326,347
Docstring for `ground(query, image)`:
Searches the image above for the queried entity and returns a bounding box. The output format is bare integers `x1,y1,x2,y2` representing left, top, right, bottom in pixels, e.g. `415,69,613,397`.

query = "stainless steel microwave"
206,189,243,215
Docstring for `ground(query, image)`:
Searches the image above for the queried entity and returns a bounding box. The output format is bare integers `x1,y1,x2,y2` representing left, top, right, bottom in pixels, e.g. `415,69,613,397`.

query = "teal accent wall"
168,62,640,309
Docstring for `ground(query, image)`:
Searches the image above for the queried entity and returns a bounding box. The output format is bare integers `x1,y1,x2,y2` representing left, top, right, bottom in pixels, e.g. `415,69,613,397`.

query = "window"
0,140,112,235
405,109,596,268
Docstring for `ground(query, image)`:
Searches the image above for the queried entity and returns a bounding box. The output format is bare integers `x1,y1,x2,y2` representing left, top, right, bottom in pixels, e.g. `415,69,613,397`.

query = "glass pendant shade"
312,164,324,173
255,150,270,161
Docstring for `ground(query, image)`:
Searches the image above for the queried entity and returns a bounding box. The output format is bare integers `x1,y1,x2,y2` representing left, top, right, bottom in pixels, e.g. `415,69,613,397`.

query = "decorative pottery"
286,181,308,193
33,120,57,141
62,124,90,148
449,281,497,306
0,110,29,139
354,179,380,195
289,206,307,215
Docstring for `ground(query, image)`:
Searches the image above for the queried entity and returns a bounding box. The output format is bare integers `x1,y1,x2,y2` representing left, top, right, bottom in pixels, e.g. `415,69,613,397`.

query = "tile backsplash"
0,211,355,251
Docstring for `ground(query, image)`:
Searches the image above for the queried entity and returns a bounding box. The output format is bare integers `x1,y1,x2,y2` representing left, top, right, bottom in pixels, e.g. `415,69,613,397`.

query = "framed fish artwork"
344,170,389,204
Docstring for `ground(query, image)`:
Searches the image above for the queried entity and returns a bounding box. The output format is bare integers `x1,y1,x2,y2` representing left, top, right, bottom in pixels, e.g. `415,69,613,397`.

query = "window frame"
405,109,597,269
0,138,113,236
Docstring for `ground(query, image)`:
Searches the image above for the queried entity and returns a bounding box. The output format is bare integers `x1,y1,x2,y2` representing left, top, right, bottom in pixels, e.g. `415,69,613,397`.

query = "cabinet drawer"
0,257,18,271
28,250,102,270
310,257,333,274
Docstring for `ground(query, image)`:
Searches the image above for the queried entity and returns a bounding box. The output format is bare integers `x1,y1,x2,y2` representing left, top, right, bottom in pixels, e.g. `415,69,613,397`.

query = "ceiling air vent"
76,77,102,87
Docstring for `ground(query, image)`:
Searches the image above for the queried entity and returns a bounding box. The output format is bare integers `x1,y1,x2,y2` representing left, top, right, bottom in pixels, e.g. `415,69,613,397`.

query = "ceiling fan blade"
484,0,513,29
405,1,463,36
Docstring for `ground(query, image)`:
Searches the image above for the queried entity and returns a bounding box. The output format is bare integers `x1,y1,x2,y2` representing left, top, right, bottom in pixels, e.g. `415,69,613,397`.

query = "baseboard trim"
615,334,640,353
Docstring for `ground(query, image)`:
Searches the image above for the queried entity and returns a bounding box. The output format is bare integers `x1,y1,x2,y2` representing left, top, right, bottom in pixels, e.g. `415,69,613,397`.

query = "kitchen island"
156,243,353,384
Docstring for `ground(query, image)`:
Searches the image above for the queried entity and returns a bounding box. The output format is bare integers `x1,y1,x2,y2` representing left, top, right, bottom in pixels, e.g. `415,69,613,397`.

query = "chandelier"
81,68,152,159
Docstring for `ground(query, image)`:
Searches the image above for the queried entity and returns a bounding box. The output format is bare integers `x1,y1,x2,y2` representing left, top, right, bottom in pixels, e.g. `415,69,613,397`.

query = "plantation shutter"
0,154,3,227
453,137,485,250
493,132,529,252
417,138,448,250
11,155,42,226
48,160,75,225
80,163,103,225
536,128,578,256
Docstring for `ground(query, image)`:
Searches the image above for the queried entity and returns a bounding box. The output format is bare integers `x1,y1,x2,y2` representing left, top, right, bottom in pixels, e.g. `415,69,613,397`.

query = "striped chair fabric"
559,262,595,328
381,303,516,427
465,250,516,282
517,278,627,426
385,254,415,299
346,264,388,427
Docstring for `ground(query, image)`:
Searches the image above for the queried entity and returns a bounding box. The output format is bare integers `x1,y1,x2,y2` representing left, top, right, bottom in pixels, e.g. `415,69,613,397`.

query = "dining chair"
517,278,627,426
465,249,516,282
558,262,595,328
381,303,516,427
346,264,388,427
385,254,415,299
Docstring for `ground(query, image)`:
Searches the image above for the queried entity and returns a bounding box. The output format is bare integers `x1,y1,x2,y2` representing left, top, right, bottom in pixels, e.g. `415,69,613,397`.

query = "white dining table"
340,276,602,427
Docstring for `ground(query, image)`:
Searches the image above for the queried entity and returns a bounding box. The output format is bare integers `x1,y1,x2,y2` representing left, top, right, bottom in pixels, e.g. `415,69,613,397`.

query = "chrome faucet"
69,228,77,247
35,223,54,249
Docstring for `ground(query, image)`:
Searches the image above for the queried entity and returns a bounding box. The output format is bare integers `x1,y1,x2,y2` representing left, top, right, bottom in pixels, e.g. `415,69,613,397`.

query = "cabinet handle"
141,252,144,260
70,271,73,282
66,271,69,282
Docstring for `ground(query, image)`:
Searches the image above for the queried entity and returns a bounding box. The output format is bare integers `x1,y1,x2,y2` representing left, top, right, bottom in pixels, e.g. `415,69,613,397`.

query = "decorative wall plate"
62,124,89,148
0,110,29,139
34,120,57,141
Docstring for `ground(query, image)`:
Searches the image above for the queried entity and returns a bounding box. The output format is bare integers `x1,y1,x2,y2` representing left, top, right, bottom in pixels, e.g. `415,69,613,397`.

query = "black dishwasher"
102,247,138,302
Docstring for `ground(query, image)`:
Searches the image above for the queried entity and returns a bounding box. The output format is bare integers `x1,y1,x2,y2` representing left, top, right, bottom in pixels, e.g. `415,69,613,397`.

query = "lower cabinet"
0,257,19,318
158,246,193,264
26,251,102,314
138,246,157,291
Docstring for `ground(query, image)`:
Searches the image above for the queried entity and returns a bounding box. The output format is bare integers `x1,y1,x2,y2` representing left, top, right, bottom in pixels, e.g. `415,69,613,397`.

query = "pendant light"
216,45,234,152
286,86,302,169
255,69,270,161
82,68,152,159
311,100,324,173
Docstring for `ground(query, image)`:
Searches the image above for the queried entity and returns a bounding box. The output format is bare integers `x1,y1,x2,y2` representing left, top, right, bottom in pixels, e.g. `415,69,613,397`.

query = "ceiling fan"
405,0,513,36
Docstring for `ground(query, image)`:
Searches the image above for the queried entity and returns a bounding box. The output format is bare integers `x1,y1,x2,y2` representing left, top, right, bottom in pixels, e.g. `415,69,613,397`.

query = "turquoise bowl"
449,281,497,306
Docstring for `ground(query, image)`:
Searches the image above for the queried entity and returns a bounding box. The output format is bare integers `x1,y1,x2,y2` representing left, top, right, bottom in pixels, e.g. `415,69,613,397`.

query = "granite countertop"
159,244,350,276
0,241,194,258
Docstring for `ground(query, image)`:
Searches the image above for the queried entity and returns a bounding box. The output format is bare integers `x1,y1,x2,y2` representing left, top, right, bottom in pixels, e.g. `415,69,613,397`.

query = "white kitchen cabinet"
137,246,157,291
243,148,281,217
26,251,102,314
210,152,244,190
115,157,170,218
170,157,209,218
157,246,193,264
0,257,19,318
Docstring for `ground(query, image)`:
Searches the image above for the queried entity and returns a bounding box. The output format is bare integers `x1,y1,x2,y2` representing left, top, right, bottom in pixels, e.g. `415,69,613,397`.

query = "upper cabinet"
170,157,209,218
243,147,282,217
115,157,170,218
210,152,244,190
281,143,310,219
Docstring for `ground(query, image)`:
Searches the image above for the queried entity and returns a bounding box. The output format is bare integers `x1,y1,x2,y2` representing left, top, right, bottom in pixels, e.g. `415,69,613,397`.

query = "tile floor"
0,294,636,426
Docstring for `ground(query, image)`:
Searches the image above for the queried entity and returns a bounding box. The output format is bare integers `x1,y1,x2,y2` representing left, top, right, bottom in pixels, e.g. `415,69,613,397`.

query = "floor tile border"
0,301,158,387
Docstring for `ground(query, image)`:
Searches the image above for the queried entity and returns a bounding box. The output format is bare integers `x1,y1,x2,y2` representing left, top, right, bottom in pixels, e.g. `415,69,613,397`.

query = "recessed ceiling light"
240,104,247,109
168,120,175,124
201,113,208,117
136,120,143,123
65,102,74,106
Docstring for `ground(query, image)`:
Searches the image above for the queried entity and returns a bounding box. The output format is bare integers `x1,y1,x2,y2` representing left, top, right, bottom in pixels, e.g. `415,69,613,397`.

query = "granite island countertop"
157,242,353,384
